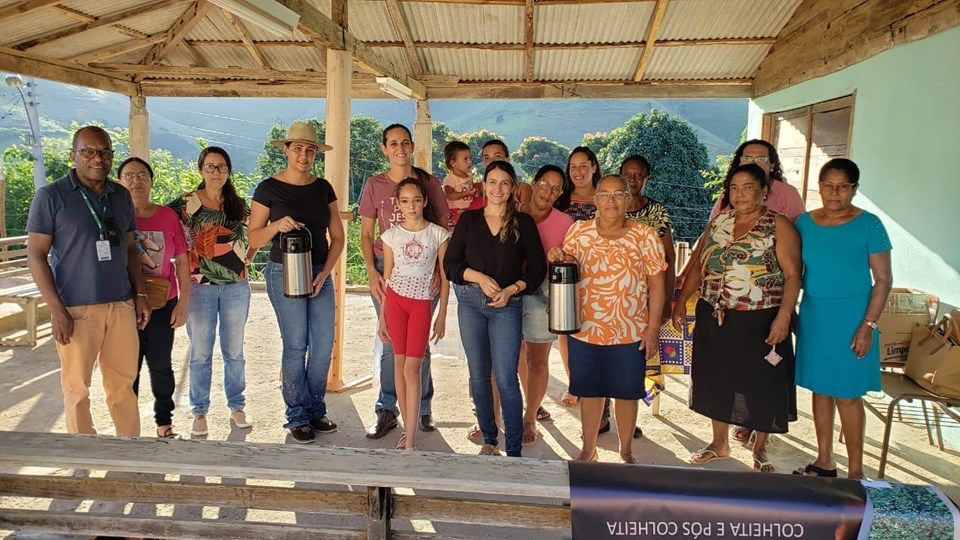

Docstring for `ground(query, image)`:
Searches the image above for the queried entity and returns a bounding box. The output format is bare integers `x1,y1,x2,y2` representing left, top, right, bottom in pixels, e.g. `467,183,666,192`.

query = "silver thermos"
548,262,580,334
281,228,313,298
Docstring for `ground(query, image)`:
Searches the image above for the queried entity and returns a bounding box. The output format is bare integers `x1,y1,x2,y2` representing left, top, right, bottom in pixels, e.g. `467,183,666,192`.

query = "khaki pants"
56,300,140,437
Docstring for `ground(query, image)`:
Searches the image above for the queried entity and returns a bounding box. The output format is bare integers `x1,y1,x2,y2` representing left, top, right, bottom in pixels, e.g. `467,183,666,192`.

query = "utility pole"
5,75,45,190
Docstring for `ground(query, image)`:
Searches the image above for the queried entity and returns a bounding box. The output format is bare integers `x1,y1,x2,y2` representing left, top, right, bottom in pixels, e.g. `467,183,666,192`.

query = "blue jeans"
265,261,336,429
454,283,524,456
187,281,250,416
372,257,434,416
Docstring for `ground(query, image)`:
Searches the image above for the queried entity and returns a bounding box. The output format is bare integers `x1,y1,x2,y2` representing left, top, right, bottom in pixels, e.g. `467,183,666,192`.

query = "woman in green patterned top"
673,163,801,473
168,146,256,438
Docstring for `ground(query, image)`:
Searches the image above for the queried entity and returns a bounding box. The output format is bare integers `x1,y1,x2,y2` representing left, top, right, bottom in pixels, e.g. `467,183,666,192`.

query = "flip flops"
536,406,552,422
690,448,729,465
793,463,838,477
753,457,775,473
561,392,579,406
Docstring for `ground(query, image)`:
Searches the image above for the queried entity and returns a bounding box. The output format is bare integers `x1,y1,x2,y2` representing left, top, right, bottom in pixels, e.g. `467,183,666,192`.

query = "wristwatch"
862,319,878,329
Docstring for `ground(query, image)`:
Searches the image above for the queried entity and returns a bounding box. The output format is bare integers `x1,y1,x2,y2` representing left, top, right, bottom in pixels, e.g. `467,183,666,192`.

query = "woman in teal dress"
793,158,892,480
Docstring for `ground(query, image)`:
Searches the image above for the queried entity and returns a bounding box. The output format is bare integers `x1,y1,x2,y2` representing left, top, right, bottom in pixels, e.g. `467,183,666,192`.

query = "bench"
0,236,45,347
0,431,570,539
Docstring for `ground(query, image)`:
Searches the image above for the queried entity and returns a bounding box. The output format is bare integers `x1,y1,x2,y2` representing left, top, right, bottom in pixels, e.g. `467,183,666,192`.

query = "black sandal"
792,463,837,477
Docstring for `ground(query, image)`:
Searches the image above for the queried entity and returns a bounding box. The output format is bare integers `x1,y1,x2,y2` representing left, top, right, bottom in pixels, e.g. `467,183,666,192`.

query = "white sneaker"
231,410,252,429
191,415,208,436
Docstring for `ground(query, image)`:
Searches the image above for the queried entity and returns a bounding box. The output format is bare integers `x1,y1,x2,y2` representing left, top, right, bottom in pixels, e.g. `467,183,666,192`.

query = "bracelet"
136,293,148,299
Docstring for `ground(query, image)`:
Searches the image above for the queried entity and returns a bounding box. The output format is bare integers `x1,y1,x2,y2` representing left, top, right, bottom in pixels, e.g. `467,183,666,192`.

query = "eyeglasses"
740,156,771,165
202,164,230,174
534,180,562,194
74,147,114,160
596,191,627,201
120,171,151,181
819,182,857,194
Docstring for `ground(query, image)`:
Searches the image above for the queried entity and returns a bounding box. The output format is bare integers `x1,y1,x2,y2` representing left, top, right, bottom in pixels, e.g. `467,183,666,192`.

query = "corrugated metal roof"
57,0,157,20
535,2,652,44
0,10,80,47
118,2,194,36
348,1,401,43
659,0,803,40
378,47,412,76
421,49,523,81
260,46,325,72
191,44,259,69
536,49,640,81
29,26,129,59
188,9,239,41
406,3,523,44
644,43,771,80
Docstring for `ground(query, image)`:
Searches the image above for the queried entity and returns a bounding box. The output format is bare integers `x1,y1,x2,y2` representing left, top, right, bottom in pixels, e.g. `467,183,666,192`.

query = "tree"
510,136,570,180
599,109,713,242
431,121,456,175
580,131,611,167
701,152,733,202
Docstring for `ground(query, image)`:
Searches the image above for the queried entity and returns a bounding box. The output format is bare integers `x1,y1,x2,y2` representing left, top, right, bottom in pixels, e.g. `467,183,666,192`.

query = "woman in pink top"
118,157,190,439
518,165,574,444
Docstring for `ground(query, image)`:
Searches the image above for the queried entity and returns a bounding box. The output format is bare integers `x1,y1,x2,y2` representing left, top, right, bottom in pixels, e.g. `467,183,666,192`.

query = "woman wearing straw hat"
249,121,346,444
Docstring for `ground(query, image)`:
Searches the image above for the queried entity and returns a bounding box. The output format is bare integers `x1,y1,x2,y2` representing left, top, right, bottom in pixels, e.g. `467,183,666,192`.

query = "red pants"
385,288,432,358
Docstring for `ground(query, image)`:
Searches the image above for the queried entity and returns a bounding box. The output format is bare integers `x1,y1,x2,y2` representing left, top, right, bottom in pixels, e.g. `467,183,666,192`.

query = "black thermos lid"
281,228,312,254
549,261,579,284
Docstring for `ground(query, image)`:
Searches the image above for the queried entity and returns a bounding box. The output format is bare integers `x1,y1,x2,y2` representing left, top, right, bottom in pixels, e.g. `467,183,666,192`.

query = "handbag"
142,276,172,310
657,289,698,375
904,315,960,399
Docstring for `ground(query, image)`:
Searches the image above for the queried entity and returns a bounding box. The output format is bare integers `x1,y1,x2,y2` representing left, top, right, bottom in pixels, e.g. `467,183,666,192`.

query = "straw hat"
270,121,333,151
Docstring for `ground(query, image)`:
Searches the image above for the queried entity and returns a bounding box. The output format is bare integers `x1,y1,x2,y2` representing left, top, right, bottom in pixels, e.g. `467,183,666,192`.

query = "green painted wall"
750,27,960,308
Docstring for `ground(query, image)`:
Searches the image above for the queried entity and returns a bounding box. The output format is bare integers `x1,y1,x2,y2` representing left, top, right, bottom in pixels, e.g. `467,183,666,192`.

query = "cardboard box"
878,288,938,364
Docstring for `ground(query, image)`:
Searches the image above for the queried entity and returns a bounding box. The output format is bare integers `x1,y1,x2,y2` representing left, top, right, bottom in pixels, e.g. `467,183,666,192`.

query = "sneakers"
231,410,253,429
310,417,338,434
478,443,501,456
289,425,316,443
191,415,208,437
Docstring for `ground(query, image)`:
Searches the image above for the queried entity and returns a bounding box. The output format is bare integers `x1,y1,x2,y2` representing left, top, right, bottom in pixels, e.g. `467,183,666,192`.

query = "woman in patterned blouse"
673,163,802,473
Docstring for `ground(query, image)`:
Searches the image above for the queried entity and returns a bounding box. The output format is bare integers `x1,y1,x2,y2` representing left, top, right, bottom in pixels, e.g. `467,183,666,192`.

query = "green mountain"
0,78,746,173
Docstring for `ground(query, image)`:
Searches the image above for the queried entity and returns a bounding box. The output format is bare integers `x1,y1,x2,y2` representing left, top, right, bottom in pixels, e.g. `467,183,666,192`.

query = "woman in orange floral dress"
549,175,667,463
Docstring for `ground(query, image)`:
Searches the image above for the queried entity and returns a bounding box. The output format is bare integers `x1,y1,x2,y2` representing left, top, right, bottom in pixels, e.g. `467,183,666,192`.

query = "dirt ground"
1,289,958,537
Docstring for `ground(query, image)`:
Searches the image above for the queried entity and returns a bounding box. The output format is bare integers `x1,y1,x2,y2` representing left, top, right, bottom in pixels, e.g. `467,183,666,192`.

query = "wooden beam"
15,1,172,51
0,0,61,22
388,0,653,4
753,0,960,96
426,78,753,99
413,99,432,171
385,0,424,77
274,0,426,99
220,8,270,69
633,0,668,81
0,46,136,94
53,4,94,22
175,37,207,66
96,63,324,81
364,36,779,50
67,35,166,64
142,1,212,66
128,95,149,160
523,0,534,82
114,25,148,40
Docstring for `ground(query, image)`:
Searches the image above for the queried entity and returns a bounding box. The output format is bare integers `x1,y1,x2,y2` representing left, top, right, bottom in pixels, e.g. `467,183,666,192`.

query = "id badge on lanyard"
80,189,112,262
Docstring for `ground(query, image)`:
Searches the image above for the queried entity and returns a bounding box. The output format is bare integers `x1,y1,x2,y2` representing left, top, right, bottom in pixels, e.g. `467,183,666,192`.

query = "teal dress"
795,211,891,399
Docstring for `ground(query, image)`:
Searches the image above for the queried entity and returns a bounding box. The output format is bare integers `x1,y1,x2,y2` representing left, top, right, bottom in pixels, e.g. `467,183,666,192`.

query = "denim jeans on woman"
454,283,524,456
187,281,250,416
265,261,336,429
371,256,434,417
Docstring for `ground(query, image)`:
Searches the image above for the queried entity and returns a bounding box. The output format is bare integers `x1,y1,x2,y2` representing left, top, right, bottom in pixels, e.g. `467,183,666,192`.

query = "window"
762,95,855,210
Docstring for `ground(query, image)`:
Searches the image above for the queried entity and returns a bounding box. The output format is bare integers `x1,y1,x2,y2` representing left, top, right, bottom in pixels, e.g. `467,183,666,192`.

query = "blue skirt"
795,294,880,399
568,337,653,401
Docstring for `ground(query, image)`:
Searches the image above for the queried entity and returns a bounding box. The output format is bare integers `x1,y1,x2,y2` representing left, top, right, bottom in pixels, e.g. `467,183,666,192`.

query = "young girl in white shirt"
378,177,451,450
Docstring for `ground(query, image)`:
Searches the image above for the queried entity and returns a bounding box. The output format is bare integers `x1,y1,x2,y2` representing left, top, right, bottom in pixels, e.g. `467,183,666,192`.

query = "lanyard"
78,188,108,240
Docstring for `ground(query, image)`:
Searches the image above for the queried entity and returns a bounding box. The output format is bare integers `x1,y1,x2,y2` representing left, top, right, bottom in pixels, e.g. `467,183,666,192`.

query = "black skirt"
689,299,796,434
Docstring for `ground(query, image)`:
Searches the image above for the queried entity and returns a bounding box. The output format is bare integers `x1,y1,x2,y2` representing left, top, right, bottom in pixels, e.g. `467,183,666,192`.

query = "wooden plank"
15,1,172,51
523,0,534,82
0,283,41,298
53,5,94,22
68,35,166,64
274,0,426,99
394,0,655,4
754,0,960,96
633,0,669,82
427,79,753,99
142,1,213,66
393,495,569,531
114,25,149,40
385,0,424,77
0,473,367,515
0,509,364,540
0,247,28,262
0,0,61,22
220,8,270,69
97,63,324,81
0,47,136,95
0,432,571,499
0,235,28,246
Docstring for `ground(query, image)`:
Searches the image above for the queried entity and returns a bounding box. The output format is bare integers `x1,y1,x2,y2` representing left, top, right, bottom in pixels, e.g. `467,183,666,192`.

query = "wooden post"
128,95,149,160
413,99,432,174
367,486,391,539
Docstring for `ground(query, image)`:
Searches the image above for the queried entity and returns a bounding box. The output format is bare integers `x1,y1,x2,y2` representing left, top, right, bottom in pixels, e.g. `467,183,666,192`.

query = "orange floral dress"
562,220,667,345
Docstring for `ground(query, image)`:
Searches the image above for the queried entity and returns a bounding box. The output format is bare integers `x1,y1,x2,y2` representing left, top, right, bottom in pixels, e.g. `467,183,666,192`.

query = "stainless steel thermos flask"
548,261,580,334
281,228,313,298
